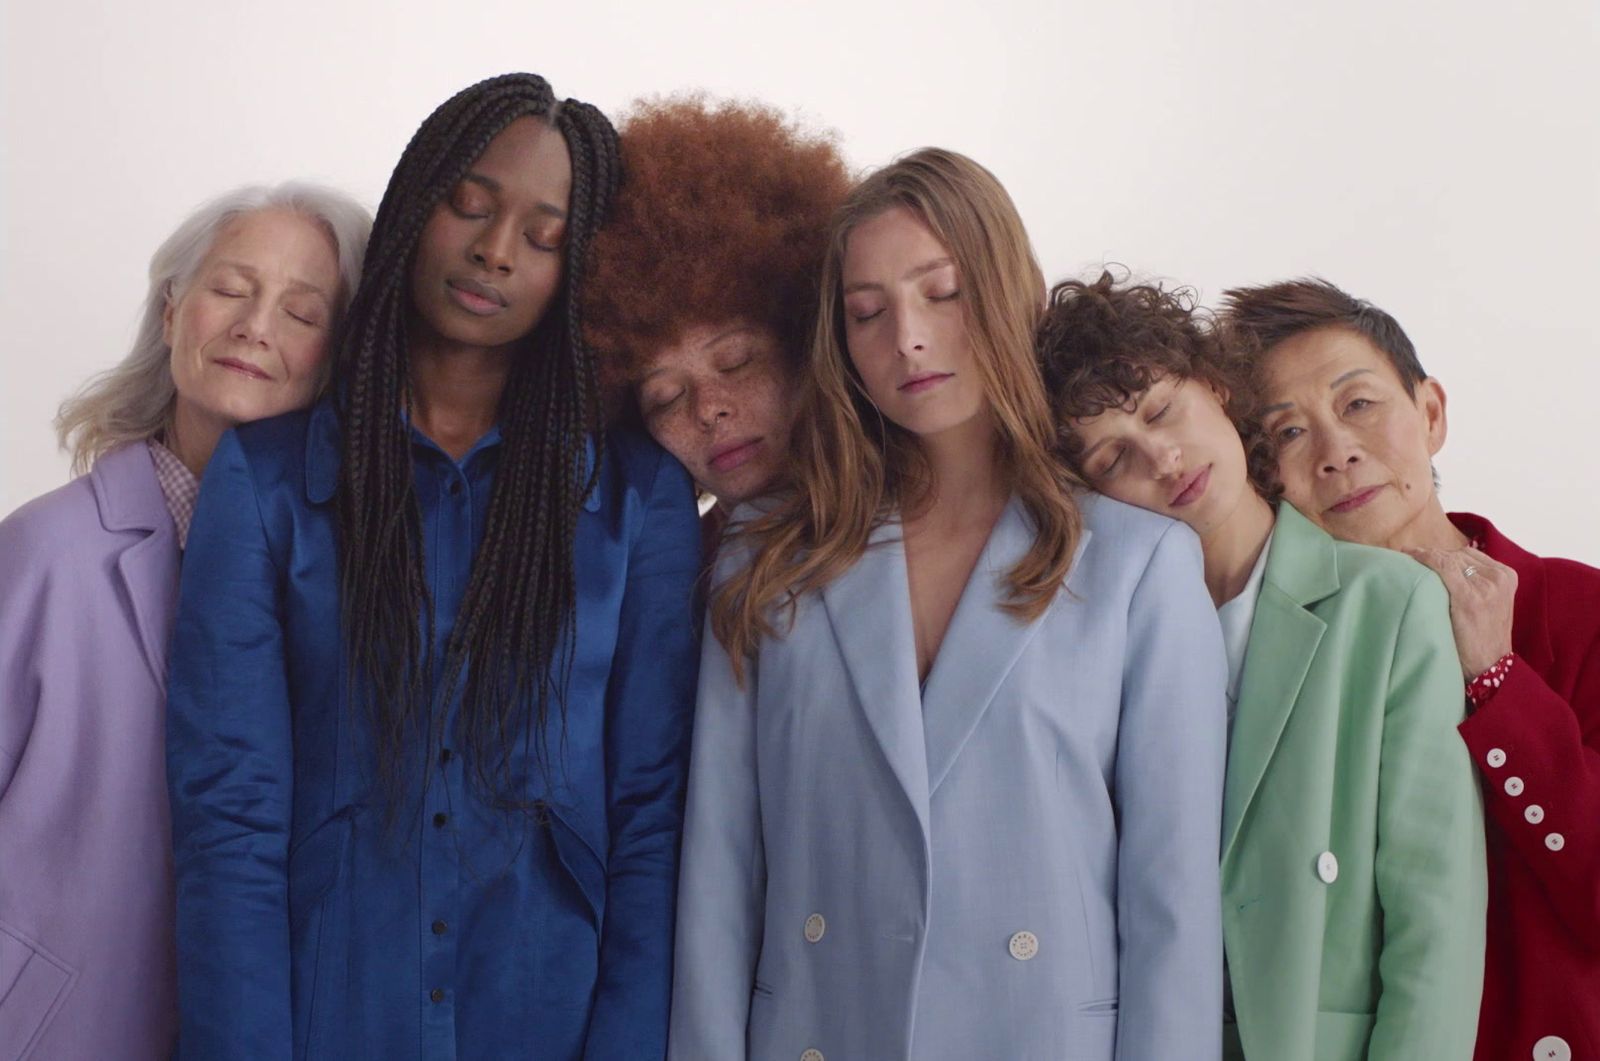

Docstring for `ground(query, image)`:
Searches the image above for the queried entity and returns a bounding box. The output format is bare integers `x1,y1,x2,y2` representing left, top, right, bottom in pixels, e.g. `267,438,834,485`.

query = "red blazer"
1453,512,1600,1061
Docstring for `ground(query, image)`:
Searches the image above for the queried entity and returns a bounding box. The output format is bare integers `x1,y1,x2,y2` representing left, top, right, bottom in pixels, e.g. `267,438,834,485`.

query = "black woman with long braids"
164,73,701,1059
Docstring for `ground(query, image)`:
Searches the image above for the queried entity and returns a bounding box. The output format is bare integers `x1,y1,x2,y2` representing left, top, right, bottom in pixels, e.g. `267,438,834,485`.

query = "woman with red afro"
583,96,851,540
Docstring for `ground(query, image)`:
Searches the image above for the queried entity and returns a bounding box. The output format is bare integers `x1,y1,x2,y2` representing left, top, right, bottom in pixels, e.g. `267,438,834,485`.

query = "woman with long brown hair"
670,149,1227,1061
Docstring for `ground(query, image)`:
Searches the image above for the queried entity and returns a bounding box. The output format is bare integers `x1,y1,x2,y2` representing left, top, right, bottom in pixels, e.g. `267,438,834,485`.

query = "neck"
1199,489,1276,607
408,329,514,461
166,398,228,476
1376,492,1469,552
913,413,1007,529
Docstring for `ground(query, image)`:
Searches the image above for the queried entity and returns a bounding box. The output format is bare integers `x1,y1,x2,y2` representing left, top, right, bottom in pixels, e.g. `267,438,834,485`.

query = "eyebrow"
1262,368,1375,416
842,256,955,295
210,261,331,301
461,172,568,221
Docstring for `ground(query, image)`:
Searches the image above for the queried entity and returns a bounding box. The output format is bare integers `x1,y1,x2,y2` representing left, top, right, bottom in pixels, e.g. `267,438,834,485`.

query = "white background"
3,0,1596,561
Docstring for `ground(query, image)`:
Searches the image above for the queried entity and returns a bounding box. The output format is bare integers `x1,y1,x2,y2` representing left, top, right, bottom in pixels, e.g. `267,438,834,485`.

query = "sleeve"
0,513,47,800
1114,523,1226,1061
1367,573,1487,1060
1458,632,1600,949
164,428,296,1060
581,451,703,1061
666,552,766,1061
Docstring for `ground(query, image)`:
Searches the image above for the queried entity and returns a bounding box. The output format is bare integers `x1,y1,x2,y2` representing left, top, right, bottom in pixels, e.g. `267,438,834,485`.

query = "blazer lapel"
821,519,932,838
922,498,1085,795
1221,503,1337,863
92,443,181,688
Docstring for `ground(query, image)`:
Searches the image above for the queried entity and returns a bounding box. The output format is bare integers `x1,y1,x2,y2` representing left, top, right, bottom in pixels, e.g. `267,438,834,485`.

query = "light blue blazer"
670,494,1227,1061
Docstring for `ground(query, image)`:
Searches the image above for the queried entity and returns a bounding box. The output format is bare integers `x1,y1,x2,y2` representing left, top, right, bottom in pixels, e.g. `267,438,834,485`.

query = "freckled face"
164,208,342,428
839,207,985,439
409,116,573,352
1071,375,1253,538
635,322,796,505
1259,326,1446,547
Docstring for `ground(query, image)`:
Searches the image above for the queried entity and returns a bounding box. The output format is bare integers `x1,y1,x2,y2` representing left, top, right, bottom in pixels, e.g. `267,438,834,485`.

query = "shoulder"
0,451,136,569
231,405,317,472
1329,537,1439,608
601,423,680,492
1077,491,1203,568
0,473,99,554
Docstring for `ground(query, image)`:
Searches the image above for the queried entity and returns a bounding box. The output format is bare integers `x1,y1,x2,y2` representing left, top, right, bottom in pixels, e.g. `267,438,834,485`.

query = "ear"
1418,376,1449,457
161,286,176,348
1206,378,1232,407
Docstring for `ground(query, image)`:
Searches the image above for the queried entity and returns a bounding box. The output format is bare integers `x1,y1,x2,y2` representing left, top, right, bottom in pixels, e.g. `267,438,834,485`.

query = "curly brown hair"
1037,269,1280,499
581,95,851,418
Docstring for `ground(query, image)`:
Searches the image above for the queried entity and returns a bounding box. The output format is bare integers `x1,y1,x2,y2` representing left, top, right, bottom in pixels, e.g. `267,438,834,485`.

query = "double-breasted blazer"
671,494,1228,1061
1221,503,1486,1061
0,442,179,1060
165,400,701,1060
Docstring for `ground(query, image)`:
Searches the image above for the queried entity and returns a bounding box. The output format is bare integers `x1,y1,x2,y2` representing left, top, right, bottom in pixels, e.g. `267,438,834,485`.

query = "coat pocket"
287,810,355,1061
0,919,74,1061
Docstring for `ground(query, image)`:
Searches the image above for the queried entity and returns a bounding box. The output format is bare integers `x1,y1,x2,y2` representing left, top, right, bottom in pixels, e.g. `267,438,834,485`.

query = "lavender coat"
0,442,178,1060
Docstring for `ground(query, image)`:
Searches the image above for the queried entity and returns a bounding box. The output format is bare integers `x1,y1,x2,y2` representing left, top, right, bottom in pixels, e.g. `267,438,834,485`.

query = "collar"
303,396,600,512
1261,500,1342,608
91,441,175,534
1449,511,1552,669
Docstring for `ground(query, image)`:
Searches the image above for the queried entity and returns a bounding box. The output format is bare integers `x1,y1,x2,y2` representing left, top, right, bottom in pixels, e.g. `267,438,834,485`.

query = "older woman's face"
636,322,796,505
165,208,341,429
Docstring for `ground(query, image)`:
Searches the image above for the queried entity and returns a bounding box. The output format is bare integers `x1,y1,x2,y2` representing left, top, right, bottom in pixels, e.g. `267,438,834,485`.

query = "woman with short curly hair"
1040,271,1486,1061
582,95,851,527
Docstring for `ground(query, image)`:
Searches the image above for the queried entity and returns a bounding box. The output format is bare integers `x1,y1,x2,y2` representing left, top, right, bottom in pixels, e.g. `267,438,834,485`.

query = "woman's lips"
898,372,953,395
213,357,271,381
1328,485,1384,514
447,278,507,316
709,438,763,474
1170,465,1211,508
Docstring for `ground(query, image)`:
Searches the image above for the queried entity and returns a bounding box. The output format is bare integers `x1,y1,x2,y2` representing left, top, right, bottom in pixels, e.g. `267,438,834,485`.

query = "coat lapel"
821,519,932,839
922,498,1086,795
92,443,181,688
1221,503,1338,863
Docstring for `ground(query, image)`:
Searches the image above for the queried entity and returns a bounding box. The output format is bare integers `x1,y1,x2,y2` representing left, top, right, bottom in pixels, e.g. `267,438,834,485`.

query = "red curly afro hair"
581,95,852,418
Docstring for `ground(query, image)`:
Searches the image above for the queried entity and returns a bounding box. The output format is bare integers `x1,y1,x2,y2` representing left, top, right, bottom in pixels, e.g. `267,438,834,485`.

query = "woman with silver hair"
0,182,369,1059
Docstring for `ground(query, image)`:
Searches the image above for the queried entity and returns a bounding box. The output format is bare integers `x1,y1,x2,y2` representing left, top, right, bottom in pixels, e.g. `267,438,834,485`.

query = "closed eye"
851,308,884,323
213,288,246,298
643,391,684,418
1147,402,1172,424
285,309,321,327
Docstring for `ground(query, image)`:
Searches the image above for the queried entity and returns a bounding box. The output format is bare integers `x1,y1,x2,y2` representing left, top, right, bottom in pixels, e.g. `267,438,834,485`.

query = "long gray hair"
55,182,372,474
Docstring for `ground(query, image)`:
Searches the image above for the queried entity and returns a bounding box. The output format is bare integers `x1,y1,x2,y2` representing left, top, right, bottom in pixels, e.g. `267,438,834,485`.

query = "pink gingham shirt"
147,438,200,549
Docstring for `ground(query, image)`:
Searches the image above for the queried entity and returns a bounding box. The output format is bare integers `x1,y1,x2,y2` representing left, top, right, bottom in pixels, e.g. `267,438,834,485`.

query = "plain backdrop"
3,0,1596,561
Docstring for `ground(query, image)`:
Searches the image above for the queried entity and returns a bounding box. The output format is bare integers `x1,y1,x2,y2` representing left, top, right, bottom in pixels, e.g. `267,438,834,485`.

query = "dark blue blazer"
166,398,701,1060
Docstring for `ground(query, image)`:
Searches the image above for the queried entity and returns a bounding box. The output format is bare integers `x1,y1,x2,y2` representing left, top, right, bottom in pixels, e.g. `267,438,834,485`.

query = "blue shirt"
166,398,701,1060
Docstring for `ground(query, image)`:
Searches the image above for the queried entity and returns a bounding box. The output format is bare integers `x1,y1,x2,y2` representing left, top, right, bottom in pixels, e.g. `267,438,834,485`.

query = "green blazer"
1222,502,1486,1061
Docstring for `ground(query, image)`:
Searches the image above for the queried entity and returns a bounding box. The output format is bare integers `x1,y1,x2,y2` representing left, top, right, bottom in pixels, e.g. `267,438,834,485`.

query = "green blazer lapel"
1221,503,1340,862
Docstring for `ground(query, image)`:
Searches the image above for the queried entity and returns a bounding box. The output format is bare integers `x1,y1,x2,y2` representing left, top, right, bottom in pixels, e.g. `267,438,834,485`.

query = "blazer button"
1545,832,1565,852
1533,1035,1571,1061
1008,931,1039,961
429,987,445,1003
1486,748,1507,768
433,812,448,828
1525,804,1545,824
1504,776,1525,796
1316,851,1339,884
804,913,826,943
800,1050,824,1061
